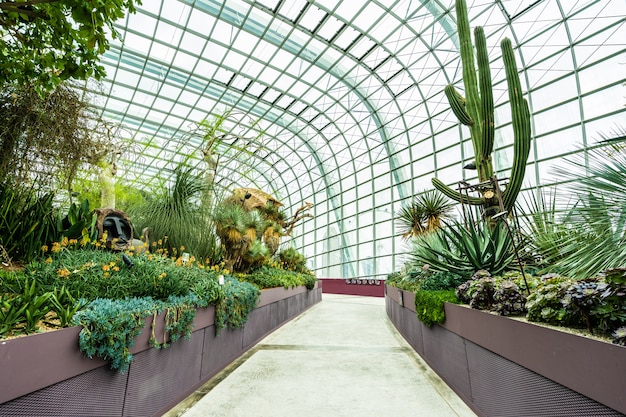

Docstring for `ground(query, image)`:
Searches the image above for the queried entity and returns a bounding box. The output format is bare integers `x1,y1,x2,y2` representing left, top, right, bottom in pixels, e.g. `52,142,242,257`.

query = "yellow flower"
159,272,167,279
102,265,110,271
80,236,90,247
57,268,70,278
103,272,110,278
157,239,163,246
180,245,185,251
109,262,115,266
41,245,49,253
113,266,120,272
51,242,62,253
175,258,183,267
45,257,52,264
68,238,78,246
61,237,69,247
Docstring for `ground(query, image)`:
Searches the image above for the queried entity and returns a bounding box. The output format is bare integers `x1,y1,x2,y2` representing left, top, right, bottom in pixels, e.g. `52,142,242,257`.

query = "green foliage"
49,286,88,328
0,83,118,191
526,275,580,326
24,244,222,302
0,279,85,337
411,217,515,277
57,199,98,241
215,277,261,333
414,290,459,327
276,247,310,274
0,0,141,93
420,270,466,291
0,182,58,263
242,265,317,290
551,147,626,277
456,271,526,316
130,167,216,262
396,190,455,239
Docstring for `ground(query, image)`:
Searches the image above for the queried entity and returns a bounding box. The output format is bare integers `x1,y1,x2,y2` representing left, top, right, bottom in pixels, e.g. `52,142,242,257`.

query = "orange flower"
102,265,110,272
57,268,70,278
51,242,62,253
113,266,120,272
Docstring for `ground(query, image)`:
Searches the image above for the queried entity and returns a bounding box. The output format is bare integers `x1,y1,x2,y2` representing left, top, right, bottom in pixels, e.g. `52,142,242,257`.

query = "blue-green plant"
73,297,157,372
214,277,261,333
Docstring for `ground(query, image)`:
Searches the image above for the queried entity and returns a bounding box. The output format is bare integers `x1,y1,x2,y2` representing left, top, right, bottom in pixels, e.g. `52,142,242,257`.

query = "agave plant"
410,216,515,277
397,190,455,239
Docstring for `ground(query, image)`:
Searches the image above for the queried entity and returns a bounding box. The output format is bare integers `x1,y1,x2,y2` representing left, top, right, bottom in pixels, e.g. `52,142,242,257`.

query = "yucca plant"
410,216,515,277
397,190,455,239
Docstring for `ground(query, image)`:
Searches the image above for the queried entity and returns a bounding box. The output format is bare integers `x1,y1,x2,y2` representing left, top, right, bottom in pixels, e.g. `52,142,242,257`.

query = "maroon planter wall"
385,285,626,417
0,284,322,417
320,278,384,297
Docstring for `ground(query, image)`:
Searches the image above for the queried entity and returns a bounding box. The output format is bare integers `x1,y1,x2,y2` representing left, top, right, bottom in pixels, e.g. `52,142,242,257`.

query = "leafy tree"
0,0,141,93
0,82,118,193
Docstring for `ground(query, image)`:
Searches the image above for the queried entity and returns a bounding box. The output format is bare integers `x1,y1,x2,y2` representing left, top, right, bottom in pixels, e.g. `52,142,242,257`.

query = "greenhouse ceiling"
92,0,625,278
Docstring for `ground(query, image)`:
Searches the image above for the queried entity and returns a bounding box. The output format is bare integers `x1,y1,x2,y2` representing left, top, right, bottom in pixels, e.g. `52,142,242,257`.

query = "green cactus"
432,0,531,214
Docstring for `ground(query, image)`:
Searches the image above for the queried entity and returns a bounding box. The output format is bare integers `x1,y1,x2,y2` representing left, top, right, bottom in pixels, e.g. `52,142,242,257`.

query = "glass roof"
91,0,626,278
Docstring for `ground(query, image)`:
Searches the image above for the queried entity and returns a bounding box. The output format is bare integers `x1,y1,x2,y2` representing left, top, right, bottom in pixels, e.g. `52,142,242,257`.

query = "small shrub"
492,280,526,316
276,247,309,274
414,290,459,327
526,276,580,326
420,270,465,291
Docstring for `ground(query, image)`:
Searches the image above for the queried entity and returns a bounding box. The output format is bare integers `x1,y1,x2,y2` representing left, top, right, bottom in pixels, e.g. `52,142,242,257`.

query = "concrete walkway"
164,294,476,417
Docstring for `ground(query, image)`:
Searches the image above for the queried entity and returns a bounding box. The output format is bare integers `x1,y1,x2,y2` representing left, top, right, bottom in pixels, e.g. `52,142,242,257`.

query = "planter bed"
0,283,322,417
385,285,626,417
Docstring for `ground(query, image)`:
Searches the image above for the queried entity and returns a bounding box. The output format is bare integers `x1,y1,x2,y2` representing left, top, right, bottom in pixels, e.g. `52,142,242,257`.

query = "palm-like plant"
547,143,626,277
397,190,455,239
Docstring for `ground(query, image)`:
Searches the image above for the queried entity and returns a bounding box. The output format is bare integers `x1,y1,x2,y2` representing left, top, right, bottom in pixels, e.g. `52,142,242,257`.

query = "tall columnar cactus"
432,0,531,214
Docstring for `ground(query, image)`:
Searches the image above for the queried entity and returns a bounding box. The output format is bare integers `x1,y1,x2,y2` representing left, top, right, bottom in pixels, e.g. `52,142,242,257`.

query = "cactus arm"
500,38,532,211
432,178,484,206
455,0,483,164
445,85,473,126
475,26,494,160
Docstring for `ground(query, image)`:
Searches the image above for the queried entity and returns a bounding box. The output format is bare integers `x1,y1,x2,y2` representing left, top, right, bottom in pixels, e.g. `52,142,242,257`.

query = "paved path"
164,294,476,417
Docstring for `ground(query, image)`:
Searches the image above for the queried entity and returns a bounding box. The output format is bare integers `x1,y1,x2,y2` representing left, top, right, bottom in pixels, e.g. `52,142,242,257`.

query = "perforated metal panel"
422,324,473,400
123,334,204,416
465,341,625,417
0,366,127,416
